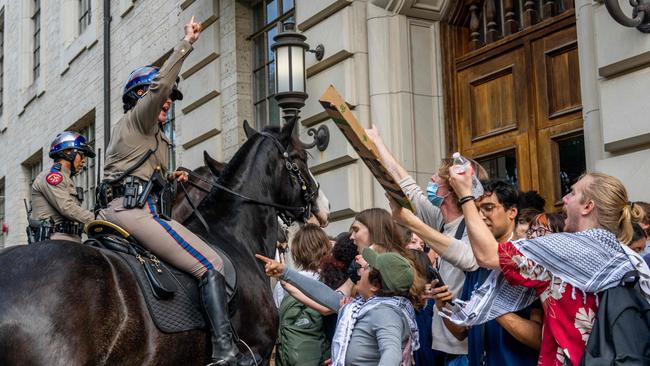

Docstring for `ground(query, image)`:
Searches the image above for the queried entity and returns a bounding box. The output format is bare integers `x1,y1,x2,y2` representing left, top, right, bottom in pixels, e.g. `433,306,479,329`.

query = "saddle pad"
114,250,207,333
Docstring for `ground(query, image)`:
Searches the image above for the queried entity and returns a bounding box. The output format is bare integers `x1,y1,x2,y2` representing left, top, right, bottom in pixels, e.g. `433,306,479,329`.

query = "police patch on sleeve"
46,172,63,186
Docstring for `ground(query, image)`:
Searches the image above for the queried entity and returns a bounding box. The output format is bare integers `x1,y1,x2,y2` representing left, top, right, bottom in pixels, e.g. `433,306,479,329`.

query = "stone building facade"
0,0,647,247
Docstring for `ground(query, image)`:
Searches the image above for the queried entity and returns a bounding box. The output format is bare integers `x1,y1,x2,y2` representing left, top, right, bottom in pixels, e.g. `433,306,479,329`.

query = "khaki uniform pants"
99,197,223,278
51,232,82,243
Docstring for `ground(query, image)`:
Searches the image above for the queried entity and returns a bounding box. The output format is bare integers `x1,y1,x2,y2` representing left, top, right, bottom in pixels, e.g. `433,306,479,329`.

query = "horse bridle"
178,132,319,231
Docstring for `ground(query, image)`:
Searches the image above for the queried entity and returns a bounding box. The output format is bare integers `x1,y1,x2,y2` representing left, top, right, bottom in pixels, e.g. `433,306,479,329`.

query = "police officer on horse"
28,132,96,243
96,18,255,366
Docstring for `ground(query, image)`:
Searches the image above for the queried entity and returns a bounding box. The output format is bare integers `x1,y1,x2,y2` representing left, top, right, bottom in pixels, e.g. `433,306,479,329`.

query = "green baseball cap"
362,247,414,293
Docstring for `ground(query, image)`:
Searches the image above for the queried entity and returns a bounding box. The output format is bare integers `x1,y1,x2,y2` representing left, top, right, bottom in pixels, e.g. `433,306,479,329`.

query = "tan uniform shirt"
30,164,94,225
103,40,192,182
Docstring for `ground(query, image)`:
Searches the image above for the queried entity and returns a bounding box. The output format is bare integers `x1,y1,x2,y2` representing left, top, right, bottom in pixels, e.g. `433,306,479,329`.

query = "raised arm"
448,169,500,269
131,18,201,134
365,124,410,182
390,196,478,271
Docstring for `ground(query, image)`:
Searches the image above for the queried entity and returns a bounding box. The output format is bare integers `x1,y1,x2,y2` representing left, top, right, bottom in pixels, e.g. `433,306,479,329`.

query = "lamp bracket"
308,44,325,61
604,0,650,33
301,125,330,151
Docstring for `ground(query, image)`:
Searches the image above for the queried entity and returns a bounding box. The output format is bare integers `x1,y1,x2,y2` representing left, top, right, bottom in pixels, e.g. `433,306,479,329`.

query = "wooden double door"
442,1,584,211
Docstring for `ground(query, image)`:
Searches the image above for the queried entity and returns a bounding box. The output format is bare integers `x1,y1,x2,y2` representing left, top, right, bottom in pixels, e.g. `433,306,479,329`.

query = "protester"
525,212,566,239
516,191,545,240
444,171,650,366
275,224,331,366
257,247,419,366
405,180,542,366
350,207,427,308
367,125,490,365
319,232,358,290
630,223,648,254
635,201,650,255
516,208,543,240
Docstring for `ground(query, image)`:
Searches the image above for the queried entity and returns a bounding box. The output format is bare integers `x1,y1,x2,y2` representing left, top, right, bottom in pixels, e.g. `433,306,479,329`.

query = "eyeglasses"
526,227,552,239
477,203,503,216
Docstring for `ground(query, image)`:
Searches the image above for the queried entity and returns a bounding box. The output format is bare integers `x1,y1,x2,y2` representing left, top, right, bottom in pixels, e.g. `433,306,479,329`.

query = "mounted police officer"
96,18,255,366
29,132,95,243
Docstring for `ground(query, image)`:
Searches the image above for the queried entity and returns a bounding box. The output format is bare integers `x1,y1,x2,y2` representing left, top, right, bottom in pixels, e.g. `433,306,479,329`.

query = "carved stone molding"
369,0,451,21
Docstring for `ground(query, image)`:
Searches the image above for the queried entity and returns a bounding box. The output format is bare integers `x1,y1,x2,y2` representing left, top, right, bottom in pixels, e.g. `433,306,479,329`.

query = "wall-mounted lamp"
272,20,330,151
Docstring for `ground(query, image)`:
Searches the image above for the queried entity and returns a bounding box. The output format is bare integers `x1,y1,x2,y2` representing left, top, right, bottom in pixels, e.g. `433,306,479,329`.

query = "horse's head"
242,119,329,227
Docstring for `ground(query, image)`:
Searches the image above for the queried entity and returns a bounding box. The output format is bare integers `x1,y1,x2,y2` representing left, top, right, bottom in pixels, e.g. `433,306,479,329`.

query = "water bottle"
452,152,484,199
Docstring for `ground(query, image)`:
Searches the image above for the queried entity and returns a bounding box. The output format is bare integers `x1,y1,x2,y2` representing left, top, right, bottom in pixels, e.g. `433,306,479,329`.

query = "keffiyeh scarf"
331,296,419,366
440,229,650,326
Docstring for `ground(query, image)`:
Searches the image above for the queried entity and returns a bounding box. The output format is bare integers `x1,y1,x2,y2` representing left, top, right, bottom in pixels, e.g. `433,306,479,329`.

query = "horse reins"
177,132,318,231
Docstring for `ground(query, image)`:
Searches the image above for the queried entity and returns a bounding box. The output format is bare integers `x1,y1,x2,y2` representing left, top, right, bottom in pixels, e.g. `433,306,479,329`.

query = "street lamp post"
272,21,330,151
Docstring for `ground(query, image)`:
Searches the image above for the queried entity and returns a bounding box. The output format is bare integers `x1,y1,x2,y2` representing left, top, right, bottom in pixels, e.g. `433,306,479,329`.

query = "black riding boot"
200,269,256,366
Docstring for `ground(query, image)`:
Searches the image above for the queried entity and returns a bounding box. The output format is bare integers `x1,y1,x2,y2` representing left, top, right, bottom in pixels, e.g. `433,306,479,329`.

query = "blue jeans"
430,349,469,366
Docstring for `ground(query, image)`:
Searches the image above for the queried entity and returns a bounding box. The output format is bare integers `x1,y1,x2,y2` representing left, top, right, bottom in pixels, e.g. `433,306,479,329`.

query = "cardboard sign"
319,85,414,211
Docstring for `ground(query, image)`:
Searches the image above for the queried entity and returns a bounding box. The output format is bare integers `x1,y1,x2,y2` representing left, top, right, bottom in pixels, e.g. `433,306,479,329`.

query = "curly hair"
319,232,357,289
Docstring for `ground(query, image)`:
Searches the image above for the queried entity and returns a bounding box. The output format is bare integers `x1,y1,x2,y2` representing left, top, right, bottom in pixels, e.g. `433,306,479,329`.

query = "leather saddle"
84,220,238,333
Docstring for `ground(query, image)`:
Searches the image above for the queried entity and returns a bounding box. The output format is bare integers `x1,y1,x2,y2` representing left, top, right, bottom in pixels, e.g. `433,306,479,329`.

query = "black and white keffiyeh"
331,295,419,366
440,229,650,326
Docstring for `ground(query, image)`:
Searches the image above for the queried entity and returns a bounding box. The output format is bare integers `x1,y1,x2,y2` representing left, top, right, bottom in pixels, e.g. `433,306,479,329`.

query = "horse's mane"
217,124,307,181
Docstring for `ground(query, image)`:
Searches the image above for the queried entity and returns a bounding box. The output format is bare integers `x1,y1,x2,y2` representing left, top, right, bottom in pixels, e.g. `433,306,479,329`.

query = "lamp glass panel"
276,46,290,93
290,46,304,92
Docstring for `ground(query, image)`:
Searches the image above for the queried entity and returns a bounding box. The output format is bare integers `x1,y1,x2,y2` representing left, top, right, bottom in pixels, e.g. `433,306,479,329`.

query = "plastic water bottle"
452,152,484,199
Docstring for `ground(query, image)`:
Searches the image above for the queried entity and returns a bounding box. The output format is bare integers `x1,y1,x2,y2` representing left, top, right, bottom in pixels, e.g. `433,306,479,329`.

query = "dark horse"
0,119,329,365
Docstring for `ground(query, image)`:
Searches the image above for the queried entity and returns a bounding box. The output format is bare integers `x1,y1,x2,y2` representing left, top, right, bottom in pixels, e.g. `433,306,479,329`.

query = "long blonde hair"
581,173,645,244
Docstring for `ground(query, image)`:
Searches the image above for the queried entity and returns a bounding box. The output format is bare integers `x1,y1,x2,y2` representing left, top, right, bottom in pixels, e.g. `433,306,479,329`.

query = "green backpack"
276,294,331,366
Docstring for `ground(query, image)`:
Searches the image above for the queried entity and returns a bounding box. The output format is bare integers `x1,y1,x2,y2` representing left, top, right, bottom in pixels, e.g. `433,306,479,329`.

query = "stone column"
575,0,605,170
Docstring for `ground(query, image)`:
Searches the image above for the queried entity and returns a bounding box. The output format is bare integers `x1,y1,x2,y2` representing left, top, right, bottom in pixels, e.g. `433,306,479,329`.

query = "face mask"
427,182,448,207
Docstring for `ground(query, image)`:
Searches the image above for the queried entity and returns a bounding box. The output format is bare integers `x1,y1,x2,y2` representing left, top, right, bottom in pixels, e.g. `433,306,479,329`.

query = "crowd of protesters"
255,123,650,366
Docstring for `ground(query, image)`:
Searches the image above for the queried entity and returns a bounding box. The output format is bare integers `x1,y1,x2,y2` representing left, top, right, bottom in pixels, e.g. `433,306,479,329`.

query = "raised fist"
184,16,202,44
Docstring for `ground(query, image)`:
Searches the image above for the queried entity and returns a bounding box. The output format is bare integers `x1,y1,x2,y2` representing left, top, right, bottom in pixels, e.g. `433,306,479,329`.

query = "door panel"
532,25,582,130
458,47,529,150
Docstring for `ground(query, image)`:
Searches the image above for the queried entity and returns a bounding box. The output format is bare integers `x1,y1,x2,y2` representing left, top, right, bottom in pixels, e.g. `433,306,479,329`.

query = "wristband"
459,195,474,205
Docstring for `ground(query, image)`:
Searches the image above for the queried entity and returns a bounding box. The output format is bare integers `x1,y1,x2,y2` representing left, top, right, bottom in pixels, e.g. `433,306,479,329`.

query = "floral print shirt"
499,241,599,366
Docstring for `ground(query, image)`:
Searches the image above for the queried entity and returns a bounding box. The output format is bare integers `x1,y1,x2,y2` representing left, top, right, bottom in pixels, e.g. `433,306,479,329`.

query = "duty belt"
106,178,148,200
53,221,84,236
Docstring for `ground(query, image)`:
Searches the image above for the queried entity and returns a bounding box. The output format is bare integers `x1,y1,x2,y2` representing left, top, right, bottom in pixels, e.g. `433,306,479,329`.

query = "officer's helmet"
122,66,183,113
49,131,96,161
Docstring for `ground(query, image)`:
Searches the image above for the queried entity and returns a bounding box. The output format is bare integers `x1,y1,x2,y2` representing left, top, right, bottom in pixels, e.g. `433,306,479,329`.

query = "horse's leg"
232,282,279,365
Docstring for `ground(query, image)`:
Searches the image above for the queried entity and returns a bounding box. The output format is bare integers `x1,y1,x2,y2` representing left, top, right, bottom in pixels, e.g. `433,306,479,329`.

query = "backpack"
276,294,330,366
580,271,650,366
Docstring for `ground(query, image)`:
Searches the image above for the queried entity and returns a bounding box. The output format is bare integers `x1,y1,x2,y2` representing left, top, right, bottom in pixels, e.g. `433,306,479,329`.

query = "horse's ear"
279,117,297,145
243,120,257,139
203,151,225,177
